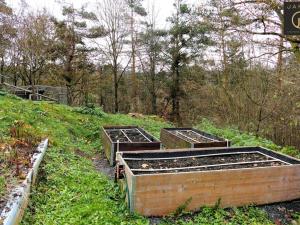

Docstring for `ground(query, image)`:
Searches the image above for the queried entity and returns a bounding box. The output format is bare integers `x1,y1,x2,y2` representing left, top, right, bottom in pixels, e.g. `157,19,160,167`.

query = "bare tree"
228,0,300,84
95,0,130,113
52,4,100,105
166,0,211,124
0,0,14,85
138,2,165,114
16,11,54,88
126,0,146,112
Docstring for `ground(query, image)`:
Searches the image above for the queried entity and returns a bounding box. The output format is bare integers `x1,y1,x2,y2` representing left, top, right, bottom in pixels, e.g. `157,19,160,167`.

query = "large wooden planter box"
116,147,300,216
101,126,161,166
160,128,230,149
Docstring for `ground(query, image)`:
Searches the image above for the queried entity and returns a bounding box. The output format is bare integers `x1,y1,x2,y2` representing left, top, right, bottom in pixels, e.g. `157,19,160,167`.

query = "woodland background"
0,0,299,149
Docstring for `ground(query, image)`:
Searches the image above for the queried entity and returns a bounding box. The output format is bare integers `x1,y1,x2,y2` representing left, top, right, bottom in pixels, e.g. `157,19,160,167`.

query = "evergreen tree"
167,0,211,124
52,4,102,105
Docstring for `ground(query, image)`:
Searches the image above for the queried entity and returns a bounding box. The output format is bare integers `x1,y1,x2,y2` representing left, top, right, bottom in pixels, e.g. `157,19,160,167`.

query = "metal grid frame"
172,129,217,143
124,150,292,173
106,128,152,143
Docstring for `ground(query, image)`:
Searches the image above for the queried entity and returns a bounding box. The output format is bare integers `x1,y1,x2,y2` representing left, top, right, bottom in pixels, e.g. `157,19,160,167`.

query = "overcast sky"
6,0,198,28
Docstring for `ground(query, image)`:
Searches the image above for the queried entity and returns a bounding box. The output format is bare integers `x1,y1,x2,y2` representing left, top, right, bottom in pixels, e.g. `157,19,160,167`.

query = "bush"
73,105,106,117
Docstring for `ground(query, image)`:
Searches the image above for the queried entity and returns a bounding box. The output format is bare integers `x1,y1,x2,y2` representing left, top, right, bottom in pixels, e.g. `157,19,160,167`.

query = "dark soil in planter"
170,130,213,143
125,152,288,175
123,129,150,142
132,161,286,174
106,129,150,143
106,130,129,142
127,152,271,169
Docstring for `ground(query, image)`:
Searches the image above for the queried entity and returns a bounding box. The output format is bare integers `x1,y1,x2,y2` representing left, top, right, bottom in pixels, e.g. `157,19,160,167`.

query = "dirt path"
259,200,300,225
93,151,115,179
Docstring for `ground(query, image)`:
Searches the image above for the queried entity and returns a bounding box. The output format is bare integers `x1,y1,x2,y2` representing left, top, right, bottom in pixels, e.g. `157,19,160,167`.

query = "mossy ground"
0,93,298,224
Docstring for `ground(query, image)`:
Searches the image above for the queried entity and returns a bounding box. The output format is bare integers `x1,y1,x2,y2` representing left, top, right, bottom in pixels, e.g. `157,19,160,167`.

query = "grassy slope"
197,119,300,159
0,93,298,224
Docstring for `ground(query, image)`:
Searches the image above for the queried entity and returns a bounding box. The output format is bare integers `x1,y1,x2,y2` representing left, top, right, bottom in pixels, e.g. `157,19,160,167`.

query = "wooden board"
101,127,114,165
101,126,161,166
160,128,230,149
117,148,300,216
160,128,191,149
131,165,300,216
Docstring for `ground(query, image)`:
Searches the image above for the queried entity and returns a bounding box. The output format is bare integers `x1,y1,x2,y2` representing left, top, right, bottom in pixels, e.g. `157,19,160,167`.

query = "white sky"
5,0,280,68
6,0,199,28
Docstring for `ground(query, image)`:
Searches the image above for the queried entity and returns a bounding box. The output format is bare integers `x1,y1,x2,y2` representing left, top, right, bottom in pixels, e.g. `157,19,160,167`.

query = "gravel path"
259,200,300,225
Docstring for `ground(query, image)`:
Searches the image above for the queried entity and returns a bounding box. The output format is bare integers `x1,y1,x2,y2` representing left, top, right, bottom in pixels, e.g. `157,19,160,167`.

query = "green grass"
0,94,168,224
197,118,300,158
160,205,273,225
0,94,298,224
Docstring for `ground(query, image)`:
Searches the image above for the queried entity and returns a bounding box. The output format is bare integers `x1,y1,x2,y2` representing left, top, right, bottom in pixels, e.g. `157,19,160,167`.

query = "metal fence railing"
0,74,58,102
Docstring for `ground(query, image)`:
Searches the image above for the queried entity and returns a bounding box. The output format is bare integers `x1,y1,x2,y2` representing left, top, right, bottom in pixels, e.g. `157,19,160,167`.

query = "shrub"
73,105,106,117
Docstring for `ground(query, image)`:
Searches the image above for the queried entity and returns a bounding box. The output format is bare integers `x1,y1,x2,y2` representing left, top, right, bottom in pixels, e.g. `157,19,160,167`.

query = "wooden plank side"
161,128,230,149
124,165,136,213
110,142,161,165
194,141,230,148
102,126,161,165
120,142,161,152
116,152,136,212
101,127,113,164
133,165,300,216
103,125,138,130
160,129,191,149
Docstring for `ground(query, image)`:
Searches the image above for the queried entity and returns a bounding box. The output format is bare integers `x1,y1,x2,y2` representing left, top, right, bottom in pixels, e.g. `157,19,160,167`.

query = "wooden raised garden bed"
101,126,161,166
116,147,300,216
160,128,230,149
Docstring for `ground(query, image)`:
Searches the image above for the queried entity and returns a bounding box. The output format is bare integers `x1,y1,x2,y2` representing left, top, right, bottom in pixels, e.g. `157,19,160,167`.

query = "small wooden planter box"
101,126,161,166
160,128,230,149
116,147,300,216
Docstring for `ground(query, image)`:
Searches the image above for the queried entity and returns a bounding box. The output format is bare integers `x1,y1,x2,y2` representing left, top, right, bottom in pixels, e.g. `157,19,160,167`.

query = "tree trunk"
130,8,137,112
113,66,119,113
151,91,157,115
220,25,228,88
150,57,157,114
277,36,283,89
0,58,4,89
171,59,181,125
66,83,73,105
174,65,181,125
150,81,157,115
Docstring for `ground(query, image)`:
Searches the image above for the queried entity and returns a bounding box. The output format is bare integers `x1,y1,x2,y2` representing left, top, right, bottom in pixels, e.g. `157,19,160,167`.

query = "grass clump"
73,105,107,117
161,205,272,225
